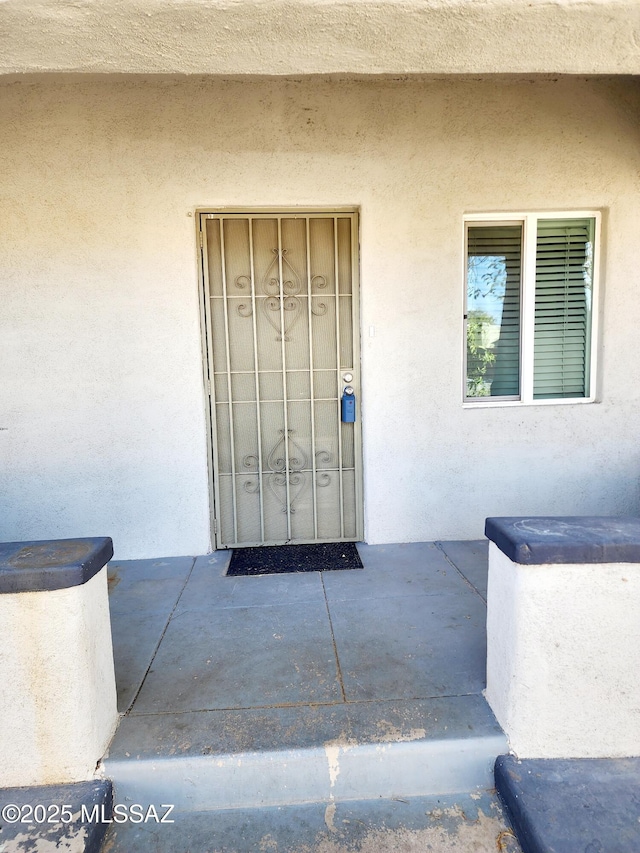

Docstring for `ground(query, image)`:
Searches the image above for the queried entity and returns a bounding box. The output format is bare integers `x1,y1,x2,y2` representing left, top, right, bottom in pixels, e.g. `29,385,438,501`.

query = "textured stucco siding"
1,0,640,77
486,543,640,758
1,76,640,558
0,569,118,786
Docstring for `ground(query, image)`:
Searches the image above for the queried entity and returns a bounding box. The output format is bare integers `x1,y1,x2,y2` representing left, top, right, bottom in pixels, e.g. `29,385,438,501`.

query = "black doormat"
227,543,363,576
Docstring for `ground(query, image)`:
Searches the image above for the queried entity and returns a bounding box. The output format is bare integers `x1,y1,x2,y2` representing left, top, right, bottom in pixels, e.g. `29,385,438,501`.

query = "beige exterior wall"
1,76,640,558
1,0,640,77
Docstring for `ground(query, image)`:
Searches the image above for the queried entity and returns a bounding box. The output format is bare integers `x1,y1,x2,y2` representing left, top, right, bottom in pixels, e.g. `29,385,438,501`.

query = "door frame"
196,207,363,550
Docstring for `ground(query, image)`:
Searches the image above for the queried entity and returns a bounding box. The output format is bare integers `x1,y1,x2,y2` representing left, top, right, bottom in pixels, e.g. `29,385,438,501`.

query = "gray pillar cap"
0,537,114,593
485,517,640,565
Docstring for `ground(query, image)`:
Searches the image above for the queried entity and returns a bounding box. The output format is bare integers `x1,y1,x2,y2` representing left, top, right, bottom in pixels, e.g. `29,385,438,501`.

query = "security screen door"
199,212,363,549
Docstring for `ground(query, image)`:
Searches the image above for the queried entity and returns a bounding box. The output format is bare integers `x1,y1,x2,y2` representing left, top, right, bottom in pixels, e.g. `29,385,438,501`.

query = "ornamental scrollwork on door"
314,450,332,488
233,250,328,341
242,433,332,513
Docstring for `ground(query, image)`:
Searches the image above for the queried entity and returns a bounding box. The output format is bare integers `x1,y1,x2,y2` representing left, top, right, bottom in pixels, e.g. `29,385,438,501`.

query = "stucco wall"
2,76,640,558
2,0,640,76
0,568,118,786
486,543,640,758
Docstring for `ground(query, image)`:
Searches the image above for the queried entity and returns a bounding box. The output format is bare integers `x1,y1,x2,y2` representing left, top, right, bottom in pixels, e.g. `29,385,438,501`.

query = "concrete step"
102,790,522,853
103,695,507,811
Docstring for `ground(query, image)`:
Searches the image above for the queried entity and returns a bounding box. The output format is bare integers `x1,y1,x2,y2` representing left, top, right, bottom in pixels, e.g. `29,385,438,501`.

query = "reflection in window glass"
466,226,522,398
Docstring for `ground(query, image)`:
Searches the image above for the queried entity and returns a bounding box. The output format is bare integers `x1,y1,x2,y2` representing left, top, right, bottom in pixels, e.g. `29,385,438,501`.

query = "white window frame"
462,210,601,408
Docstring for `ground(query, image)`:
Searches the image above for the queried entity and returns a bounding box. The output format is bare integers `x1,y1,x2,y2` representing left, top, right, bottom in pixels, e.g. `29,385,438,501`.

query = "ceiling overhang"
1,0,639,78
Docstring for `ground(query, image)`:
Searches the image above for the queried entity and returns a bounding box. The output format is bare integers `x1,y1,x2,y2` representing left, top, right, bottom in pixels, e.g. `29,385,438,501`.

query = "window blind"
533,218,594,399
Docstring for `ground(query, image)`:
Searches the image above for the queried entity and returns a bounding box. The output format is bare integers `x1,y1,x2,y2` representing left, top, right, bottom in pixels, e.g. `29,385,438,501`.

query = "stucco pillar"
0,537,118,787
485,517,640,759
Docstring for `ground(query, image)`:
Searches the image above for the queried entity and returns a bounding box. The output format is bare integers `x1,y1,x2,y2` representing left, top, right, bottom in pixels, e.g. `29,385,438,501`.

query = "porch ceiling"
1,0,639,79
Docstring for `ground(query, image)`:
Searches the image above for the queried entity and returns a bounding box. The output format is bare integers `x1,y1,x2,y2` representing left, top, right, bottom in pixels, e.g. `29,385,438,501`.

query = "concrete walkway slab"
322,542,471,601
107,556,195,712
107,557,195,613
329,589,486,701
131,599,341,713
110,608,179,712
176,553,325,612
437,540,489,600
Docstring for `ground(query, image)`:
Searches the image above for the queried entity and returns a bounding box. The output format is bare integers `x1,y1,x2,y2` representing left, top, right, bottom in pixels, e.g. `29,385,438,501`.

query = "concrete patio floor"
107,541,491,717
102,540,520,852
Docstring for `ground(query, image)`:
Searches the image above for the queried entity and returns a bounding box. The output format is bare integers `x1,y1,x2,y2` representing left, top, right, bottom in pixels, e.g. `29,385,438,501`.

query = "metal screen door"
199,212,363,548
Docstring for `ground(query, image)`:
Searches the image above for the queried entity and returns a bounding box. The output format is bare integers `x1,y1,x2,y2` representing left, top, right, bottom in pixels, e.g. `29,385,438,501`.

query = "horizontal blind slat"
533,217,594,400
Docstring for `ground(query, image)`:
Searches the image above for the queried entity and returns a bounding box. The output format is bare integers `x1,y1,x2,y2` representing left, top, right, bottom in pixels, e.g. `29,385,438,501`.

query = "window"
464,212,599,404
